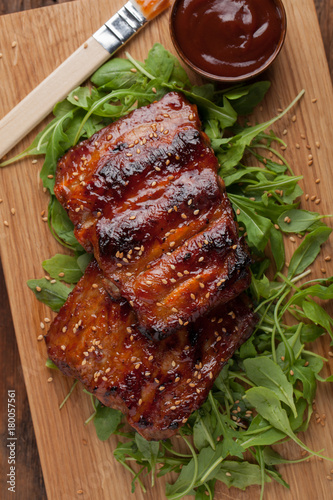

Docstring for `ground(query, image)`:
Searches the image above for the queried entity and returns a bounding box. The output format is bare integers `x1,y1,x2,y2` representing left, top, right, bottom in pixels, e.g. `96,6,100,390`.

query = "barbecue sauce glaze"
172,0,284,78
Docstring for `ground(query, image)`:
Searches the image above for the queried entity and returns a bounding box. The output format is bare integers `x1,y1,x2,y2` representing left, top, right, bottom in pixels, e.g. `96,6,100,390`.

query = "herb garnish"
3,43,333,499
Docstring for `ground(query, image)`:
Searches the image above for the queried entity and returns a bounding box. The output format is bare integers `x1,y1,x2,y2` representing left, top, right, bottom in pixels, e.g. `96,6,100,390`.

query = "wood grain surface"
0,1,333,499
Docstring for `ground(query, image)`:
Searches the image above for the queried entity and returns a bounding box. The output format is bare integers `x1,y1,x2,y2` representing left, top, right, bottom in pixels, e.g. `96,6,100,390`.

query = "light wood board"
1,0,333,498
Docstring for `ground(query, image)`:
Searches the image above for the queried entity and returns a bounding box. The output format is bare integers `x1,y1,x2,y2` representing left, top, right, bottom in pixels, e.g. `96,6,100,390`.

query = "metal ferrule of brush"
93,1,147,54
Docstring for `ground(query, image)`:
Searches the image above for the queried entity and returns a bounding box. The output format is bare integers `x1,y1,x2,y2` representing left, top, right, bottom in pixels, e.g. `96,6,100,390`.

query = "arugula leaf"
40,109,76,192
244,357,297,417
278,209,330,233
144,43,191,88
287,226,332,278
222,81,271,115
27,278,72,311
215,460,271,490
42,254,83,283
229,194,273,251
48,197,84,252
91,58,139,88
301,299,333,338
93,402,123,441
269,225,285,272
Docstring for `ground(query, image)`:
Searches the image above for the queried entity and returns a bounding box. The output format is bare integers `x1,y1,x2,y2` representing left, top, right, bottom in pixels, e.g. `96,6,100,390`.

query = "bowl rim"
169,0,287,83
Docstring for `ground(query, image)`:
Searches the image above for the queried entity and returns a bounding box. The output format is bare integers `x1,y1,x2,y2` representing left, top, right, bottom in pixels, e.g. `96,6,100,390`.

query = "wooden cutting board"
1,0,333,499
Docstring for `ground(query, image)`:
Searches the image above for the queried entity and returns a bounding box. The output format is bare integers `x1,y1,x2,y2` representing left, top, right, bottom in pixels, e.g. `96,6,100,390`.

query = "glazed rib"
45,261,257,440
55,92,251,339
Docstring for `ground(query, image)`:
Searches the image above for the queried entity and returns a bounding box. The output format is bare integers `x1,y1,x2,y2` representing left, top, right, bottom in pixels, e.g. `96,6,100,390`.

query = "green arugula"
4,43,332,500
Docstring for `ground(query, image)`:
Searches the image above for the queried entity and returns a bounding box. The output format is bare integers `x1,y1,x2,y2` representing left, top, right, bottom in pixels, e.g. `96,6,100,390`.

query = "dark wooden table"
0,0,332,498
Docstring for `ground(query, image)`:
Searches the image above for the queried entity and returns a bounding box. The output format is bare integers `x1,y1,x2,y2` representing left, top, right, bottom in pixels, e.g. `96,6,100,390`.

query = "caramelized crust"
55,92,251,339
45,261,257,440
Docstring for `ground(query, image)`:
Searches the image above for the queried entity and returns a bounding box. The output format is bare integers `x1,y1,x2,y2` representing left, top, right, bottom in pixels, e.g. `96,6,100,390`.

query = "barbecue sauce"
135,0,170,20
171,0,285,79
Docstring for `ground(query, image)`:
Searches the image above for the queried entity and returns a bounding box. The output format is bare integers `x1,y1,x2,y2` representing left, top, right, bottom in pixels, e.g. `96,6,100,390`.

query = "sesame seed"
190,293,196,300
152,87,157,94
12,41,17,48
179,319,183,325
151,181,157,187
36,286,42,292
290,370,294,376
129,215,136,220
193,209,199,215
321,268,327,274
47,377,53,383
305,194,309,200
172,307,178,313
292,115,297,122
315,178,320,184
324,256,331,262
198,256,204,262
135,363,140,369
175,377,180,382
170,241,175,247
315,199,321,205
159,386,165,391
310,195,316,201
149,355,154,361
311,98,318,103
289,236,296,243
3,220,9,227
47,174,54,179
37,335,44,341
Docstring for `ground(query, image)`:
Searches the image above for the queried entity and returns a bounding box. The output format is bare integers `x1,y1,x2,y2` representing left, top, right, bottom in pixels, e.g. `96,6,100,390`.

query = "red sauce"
171,0,285,79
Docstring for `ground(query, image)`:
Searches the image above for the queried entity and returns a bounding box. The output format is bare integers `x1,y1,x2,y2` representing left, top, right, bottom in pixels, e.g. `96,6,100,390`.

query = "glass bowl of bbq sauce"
170,0,287,83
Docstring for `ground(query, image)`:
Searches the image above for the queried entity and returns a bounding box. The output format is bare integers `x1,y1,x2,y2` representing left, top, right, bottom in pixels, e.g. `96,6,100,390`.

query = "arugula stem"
161,443,192,458
120,461,147,493
250,144,294,175
59,379,78,410
228,373,255,387
167,433,199,500
125,51,155,80
274,290,295,365
203,482,213,500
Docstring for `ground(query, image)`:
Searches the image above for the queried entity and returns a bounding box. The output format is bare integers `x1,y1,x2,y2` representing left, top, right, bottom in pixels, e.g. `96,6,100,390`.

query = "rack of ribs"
46,260,257,440
55,91,251,340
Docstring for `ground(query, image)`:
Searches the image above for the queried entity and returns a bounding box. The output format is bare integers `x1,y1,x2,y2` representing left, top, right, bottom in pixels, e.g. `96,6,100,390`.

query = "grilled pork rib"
46,261,257,440
55,92,251,339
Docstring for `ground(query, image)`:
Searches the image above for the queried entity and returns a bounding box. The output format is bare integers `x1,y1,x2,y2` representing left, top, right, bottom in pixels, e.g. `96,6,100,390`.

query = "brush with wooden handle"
0,0,170,161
